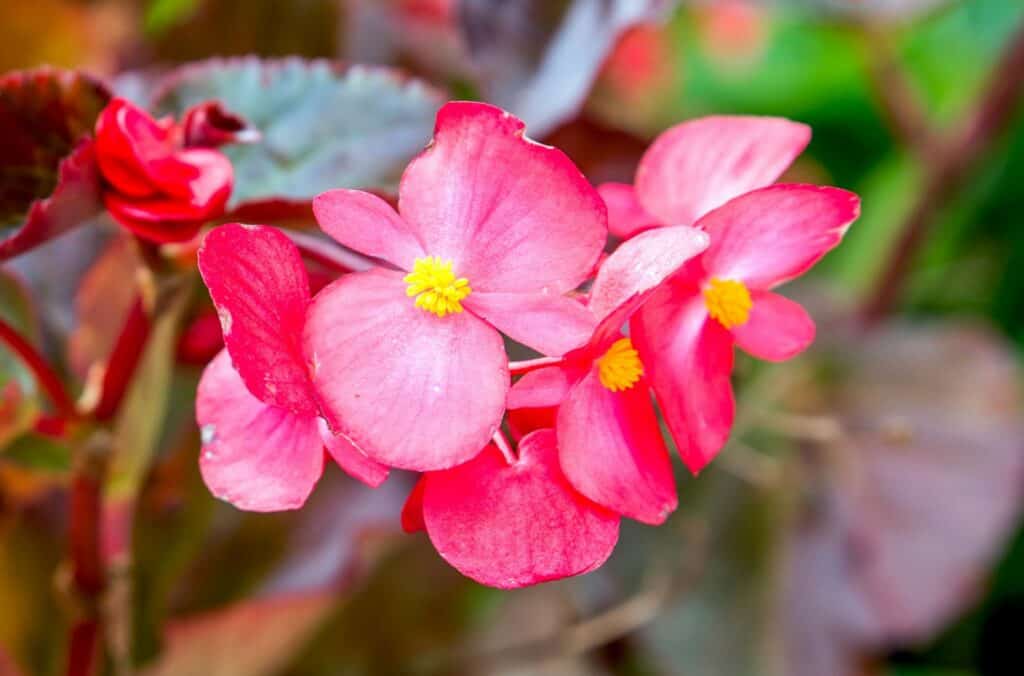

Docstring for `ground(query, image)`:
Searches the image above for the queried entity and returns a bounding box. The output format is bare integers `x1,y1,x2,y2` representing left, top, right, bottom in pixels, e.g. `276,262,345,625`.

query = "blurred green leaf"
151,58,444,206
144,0,203,36
0,268,39,449
2,432,70,473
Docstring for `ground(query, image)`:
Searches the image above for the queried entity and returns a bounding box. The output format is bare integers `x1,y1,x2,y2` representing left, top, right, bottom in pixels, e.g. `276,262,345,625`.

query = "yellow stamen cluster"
703,277,753,329
404,256,472,317
597,338,644,392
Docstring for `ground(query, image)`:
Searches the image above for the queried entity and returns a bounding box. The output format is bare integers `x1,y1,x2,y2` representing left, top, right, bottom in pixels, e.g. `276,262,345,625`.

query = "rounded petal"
304,269,509,471
635,115,811,227
598,182,659,240
507,365,576,410
197,350,323,512
95,98,173,195
422,430,619,588
698,184,861,289
589,225,709,321
558,370,677,524
198,223,318,415
313,189,425,269
464,291,596,357
317,420,389,488
103,195,204,242
632,284,735,474
398,101,606,293
732,291,815,362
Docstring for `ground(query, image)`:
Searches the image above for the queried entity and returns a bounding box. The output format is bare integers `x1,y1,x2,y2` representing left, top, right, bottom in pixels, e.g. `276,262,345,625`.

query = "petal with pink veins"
304,269,509,471
464,291,595,356
698,184,860,289
633,285,735,474
598,182,660,240
197,350,323,512
732,291,815,362
589,225,709,321
635,115,811,227
422,430,619,589
317,420,389,488
313,189,425,269
558,370,677,525
198,223,318,415
398,101,606,294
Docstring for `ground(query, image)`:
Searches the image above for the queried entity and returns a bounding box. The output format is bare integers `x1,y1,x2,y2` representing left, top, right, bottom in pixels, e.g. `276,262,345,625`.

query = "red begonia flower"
305,101,607,472
508,226,710,524
412,429,619,589
632,185,860,474
95,98,233,243
196,223,387,511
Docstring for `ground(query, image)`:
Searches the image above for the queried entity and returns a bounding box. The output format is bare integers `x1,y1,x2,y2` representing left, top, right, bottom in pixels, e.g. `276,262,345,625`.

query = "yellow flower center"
597,338,644,392
703,277,752,329
404,256,472,318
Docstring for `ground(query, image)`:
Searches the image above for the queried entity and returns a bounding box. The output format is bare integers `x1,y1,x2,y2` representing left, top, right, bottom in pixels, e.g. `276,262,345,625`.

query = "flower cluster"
196,101,859,588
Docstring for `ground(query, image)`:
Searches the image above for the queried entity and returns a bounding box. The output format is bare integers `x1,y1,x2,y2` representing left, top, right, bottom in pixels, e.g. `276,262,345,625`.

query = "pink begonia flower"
305,101,607,472
402,429,620,589
597,117,860,474
196,223,388,511
507,226,710,524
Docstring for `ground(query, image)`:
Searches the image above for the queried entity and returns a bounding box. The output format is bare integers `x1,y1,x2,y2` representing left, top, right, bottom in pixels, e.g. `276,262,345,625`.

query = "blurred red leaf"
0,68,110,261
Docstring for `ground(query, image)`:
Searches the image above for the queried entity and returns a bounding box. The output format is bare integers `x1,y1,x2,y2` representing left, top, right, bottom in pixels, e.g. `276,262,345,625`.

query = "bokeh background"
2,1,1024,675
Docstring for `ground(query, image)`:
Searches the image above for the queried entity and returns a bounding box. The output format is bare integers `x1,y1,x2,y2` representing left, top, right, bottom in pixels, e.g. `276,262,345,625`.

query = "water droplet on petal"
200,424,217,445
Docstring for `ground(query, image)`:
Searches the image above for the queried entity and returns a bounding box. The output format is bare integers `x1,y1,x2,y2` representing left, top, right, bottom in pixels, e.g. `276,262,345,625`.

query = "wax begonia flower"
507,226,710,524
632,185,860,474
95,97,234,243
403,429,620,589
196,223,387,512
305,101,607,472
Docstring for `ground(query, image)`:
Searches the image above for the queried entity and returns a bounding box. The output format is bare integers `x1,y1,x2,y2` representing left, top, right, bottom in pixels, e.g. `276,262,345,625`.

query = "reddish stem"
66,455,105,676
66,619,100,676
284,229,374,274
0,317,76,418
92,298,151,421
508,356,564,375
492,429,517,465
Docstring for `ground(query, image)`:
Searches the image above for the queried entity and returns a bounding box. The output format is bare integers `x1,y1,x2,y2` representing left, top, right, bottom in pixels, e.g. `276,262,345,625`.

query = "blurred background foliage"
2,1,1024,675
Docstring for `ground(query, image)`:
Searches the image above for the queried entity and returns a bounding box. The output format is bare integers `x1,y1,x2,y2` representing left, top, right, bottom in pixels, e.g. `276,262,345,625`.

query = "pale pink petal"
635,115,811,227
312,189,425,269
632,284,735,474
699,184,861,289
598,182,659,239
558,370,677,524
198,223,318,415
422,430,619,588
398,101,606,293
196,350,323,512
732,291,815,362
464,291,595,356
507,365,576,410
304,269,508,471
317,419,389,488
589,225,709,321
401,478,427,533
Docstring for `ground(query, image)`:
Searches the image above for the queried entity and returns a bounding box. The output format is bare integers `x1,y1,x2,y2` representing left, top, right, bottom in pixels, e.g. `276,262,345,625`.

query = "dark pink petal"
398,101,606,293
196,350,323,512
317,420,389,488
635,115,811,227
304,269,508,471
633,286,735,474
464,291,595,356
165,148,234,210
313,189,425,269
198,223,318,415
732,291,815,362
558,370,677,524
507,365,576,410
589,225,709,321
422,430,619,588
401,478,427,533
699,184,860,289
598,182,659,239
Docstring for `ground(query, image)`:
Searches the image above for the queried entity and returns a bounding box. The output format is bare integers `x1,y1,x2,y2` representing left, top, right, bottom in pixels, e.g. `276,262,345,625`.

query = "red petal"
401,477,427,533
636,115,810,227
598,182,659,240
464,291,596,357
732,291,815,362
313,189,425,269
318,420,389,488
198,223,318,415
422,430,619,588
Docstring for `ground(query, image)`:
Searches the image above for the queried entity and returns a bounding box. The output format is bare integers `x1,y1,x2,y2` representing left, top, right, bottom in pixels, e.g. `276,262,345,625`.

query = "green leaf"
151,58,444,206
2,433,70,473
0,268,40,448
